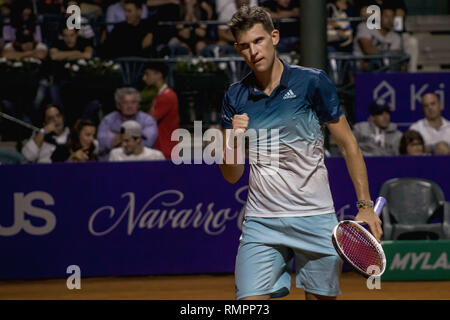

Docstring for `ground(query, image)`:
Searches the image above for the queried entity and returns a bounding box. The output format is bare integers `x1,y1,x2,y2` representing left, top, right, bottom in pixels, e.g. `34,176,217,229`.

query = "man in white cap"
109,120,165,161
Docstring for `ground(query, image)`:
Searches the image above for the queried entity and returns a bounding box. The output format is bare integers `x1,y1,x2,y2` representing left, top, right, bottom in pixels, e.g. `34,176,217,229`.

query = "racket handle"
234,128,245,135
374,197,386,216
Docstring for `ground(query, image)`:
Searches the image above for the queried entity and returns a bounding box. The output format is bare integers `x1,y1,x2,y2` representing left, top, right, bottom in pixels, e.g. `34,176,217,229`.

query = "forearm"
51,50,84,60
339,141,371,200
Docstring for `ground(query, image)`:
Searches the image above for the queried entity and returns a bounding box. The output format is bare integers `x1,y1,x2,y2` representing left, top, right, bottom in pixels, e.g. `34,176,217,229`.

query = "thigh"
283,214,343,297
235,218,294,300
235,241,293,300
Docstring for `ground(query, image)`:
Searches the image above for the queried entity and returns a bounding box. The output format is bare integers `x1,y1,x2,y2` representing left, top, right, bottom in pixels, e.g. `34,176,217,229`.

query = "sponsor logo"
389,252,450,271
282,89,296,100
0,191,56,236
88,187,248,237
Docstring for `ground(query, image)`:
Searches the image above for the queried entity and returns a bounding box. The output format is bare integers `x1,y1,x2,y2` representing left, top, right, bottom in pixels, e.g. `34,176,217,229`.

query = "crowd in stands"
0,0,447,164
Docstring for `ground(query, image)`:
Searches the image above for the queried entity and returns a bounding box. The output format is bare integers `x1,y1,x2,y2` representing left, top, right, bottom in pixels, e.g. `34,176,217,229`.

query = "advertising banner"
355,73,450,129
1,156,449,280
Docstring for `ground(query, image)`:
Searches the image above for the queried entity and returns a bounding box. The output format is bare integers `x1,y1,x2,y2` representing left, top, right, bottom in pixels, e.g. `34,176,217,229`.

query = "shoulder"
137,111,157,124
353,121,371,132
410,119,425,129
143,147,165,159
101,110,120,122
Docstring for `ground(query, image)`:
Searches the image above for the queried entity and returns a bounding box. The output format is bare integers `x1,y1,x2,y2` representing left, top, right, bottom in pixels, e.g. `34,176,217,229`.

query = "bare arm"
358,38,380,55
50,46,93,60
327,114,383,241
219,128,245,184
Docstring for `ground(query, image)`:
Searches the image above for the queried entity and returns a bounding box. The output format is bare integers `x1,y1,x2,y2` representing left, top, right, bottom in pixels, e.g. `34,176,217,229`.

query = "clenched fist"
232,113,249,134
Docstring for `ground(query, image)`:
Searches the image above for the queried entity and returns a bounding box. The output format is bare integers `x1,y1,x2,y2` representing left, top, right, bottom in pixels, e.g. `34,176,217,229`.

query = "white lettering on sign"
88,187,248,236
0,191,56,236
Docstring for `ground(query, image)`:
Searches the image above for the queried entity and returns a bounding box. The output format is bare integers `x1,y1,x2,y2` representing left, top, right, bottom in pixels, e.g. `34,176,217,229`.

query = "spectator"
2,0,42,43
172,0,213,55
102,0,155,58
61,0,96,41
49,24,98,127
327,0,353,52
410,93,450,153
97,87,158,160
1,26,48,126
22,105,71,163
109,120,165,161
142,62,179,159
353,4,401,56
398,130,425,156
50,25,94,61
216,0,257,46
353,100,402,156
105,0,148,33
2,26,48,60
51,118,98,162
263,0,300,52
146,0,181,55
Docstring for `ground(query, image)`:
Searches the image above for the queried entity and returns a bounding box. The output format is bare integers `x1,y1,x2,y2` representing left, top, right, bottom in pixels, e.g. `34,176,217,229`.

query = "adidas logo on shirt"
283,89,296,100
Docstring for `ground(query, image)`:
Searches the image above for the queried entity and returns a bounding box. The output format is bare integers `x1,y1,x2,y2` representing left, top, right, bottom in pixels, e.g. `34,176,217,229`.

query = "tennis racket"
332,196,386,278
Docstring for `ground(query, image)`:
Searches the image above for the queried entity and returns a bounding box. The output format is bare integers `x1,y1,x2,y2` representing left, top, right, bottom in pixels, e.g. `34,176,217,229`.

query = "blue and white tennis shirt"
220,59,344,217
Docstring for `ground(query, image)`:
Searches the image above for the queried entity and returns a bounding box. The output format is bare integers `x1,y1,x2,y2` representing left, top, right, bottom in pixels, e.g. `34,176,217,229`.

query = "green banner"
381,240,450,281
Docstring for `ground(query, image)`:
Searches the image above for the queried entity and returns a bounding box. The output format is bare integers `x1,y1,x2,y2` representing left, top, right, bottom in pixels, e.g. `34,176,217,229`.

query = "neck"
427,117,443,129
254,58,283,94
155,80,166,92
121,114,135,121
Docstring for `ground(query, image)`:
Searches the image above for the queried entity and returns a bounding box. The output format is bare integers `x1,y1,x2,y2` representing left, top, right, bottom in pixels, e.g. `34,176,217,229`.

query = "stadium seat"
0,148,25,165
379,177,450,240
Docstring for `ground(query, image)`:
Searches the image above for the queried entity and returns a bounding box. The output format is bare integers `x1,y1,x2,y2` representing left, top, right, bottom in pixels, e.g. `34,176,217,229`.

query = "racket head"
332,220,386,278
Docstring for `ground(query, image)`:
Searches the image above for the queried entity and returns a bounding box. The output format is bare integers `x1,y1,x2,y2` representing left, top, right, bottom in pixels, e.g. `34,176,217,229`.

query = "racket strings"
336,223,383,274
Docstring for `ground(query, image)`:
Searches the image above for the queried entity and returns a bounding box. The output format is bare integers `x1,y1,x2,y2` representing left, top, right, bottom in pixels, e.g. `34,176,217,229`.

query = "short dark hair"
123,0,143,9
42,104,63,125
144,62,169,79
228,6,275,39
399,130,425,155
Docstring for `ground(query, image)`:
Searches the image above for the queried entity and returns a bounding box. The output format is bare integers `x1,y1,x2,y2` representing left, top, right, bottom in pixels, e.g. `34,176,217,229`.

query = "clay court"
1,272,449,300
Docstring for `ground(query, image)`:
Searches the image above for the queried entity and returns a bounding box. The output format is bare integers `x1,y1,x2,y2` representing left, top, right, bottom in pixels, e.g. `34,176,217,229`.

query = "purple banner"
0,156,449,280
355,73,450,129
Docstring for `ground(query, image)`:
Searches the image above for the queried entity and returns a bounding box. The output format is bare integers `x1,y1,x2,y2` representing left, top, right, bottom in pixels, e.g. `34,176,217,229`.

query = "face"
45,107,64,134
124,3,141,25
22,7,32,21
234,23,279,74
406,139,424,156
381,9,394,30
235,0,250,8
62,29,78,48
370,111,390,130
79,125,96,150
121,134,141,155
117,93,140,117
142,69,160,87
421,93,442,121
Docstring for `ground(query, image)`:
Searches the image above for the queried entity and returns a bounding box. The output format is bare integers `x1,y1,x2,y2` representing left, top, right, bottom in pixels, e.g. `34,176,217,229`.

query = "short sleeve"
220,91,235,129
312,70,343,123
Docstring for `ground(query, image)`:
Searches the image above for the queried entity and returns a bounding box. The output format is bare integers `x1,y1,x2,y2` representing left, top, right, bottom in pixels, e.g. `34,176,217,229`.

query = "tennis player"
219,6,382,300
